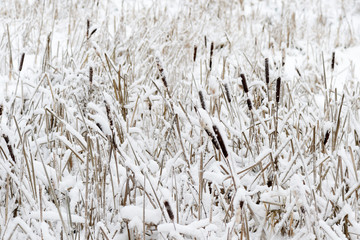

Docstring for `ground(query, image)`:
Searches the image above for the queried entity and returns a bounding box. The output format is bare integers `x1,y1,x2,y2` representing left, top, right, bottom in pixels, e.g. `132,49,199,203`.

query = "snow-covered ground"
1,0,360,239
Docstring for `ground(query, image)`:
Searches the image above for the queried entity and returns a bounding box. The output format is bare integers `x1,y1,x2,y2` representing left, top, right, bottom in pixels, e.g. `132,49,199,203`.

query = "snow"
30,211,85,224
120,205,162,225
1,0,360,239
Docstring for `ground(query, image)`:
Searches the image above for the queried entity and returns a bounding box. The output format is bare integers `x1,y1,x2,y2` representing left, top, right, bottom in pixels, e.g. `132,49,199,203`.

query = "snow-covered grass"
1,0,360,239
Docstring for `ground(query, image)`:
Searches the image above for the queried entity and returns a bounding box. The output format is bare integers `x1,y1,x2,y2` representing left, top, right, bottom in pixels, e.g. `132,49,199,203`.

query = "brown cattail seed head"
331,52,335,70
323,130,330,146
155,57,168,88
246,99,252,111
265,58,269,85
104,101,114,131
90,28,97,38
209,42,214,70
276,77,281,103
212,125,228,158
3,134,15,163
224,84,231,103
240,74,249,93
240,200,244,209
19,53,25,72
87,19,90,38
164,201,174,221
89,67,93,84
204,128,220,150
193,45,197,62
199,91,206,110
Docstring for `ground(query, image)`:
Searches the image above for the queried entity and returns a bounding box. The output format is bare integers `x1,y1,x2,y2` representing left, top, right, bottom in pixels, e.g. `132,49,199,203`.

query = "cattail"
240,74,248,93
276,77,281,103
209,42,214,70
0,104,3,116
89,67,93,84
239,200,244,209
87,19,90,38
331,52,335,70
246,99,252,111
212,125,228,158
96,123,103,132
105,101,115,146
198,91,206,110
155,57,168,88
204,128,220,150
89,28,97,39
323,130,330,146
193,45,197,62
104,101,113,131
3,134,15,163
265,58,269,85
19,53,25,72
204,35,207,48
164,201,174,221
224,83,231,103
